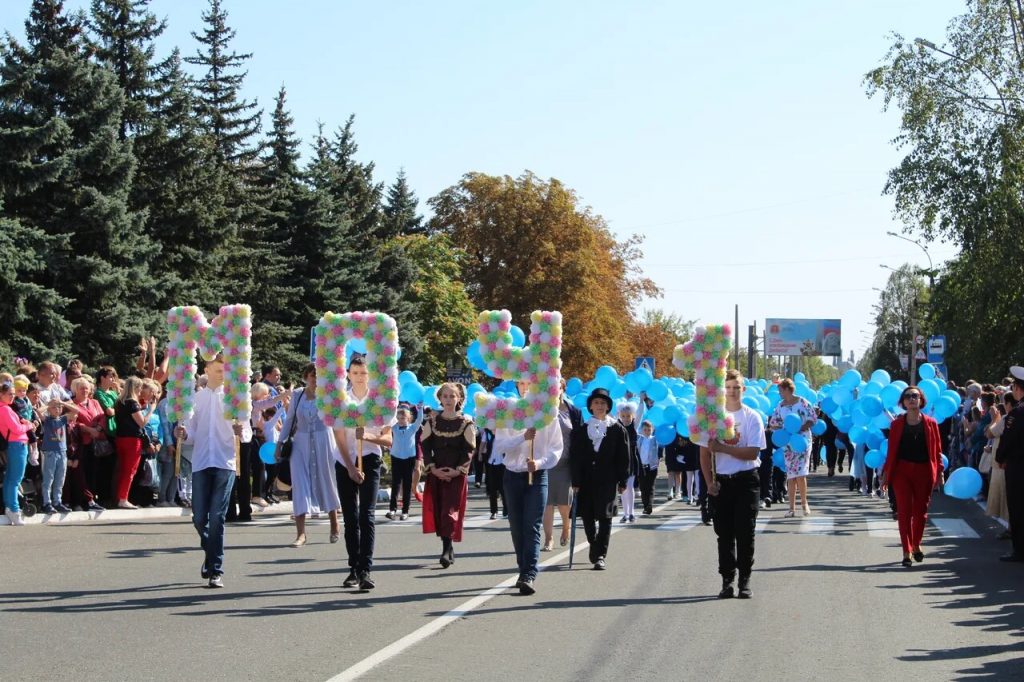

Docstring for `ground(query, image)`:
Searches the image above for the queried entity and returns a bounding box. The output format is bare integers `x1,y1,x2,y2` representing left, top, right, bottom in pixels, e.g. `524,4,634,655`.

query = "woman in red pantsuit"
881,386,944,567
113,377,156,509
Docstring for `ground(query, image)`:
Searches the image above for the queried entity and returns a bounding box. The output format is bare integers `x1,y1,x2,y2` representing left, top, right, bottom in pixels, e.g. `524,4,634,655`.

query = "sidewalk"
1,501,295,526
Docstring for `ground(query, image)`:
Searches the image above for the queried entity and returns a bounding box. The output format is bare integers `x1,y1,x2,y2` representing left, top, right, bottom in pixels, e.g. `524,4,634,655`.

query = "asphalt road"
2,472,1022,681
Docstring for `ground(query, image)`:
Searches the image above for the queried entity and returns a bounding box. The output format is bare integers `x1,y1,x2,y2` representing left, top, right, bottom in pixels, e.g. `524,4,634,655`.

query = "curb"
2,501,296,526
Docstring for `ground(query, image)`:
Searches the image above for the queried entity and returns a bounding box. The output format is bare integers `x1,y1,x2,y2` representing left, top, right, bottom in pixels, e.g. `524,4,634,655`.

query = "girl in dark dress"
421,383,477,568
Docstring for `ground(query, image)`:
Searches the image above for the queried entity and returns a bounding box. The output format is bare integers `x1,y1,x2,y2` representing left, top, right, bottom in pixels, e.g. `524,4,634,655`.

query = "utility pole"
734,304,740,370
910,296,918,383
747,323,757,378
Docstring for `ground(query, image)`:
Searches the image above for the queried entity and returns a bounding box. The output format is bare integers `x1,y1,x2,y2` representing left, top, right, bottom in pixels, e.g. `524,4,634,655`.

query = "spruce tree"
0,0,159,366
88,0,165,139
381,169,425,237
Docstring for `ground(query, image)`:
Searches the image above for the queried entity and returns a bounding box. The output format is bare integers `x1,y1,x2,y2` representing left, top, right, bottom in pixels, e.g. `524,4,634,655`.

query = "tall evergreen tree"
248,86,306,372
133,48,228,311
88,0,165,139
381,169,425,237
0,0,159,365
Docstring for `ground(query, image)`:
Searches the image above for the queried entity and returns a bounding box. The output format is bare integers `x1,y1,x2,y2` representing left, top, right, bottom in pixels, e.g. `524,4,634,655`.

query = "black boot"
738,574,752,599
440,537,452,568
718,575,735,599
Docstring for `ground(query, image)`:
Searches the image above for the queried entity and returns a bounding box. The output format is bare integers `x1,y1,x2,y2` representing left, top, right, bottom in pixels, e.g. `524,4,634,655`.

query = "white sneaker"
400,513,409,521
5,508,25,526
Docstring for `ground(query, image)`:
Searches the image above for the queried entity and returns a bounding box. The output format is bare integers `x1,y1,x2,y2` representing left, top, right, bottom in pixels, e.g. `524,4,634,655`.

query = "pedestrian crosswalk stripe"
755,516,771,534
930,518,979,539
655,514,701,532
867,519,899,538
799,516,834,534
462,513,501,529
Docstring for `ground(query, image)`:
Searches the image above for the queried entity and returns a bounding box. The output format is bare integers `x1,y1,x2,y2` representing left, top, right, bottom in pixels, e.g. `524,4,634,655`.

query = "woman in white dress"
277,364,341,547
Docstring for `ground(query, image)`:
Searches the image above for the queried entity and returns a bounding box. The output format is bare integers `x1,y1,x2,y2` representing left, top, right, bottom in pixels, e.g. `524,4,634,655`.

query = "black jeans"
638,466,658,512
712,469,759,580
389,457,415,513
758,452,773,500
486,462,507,515
336,455,381,573
227,440,255,520
473,456,485,486
581,508,612,563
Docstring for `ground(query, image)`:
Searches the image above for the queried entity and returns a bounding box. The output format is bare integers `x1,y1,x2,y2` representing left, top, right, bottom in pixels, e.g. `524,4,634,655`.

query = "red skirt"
422,474,468,542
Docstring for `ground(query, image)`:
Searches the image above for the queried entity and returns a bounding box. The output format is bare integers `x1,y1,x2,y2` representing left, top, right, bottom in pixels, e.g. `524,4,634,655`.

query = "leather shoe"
999,553,1024,563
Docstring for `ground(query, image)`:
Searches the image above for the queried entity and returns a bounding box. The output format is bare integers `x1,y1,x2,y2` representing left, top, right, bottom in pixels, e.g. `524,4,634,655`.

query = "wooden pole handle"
174,438,181,478
528,438,535,485
357,438,363,473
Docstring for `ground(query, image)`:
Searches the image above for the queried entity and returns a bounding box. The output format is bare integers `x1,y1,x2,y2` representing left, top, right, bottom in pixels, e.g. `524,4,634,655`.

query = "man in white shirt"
175,356,241,589
699,369,767,599
35,361,71,404
492,381,564,595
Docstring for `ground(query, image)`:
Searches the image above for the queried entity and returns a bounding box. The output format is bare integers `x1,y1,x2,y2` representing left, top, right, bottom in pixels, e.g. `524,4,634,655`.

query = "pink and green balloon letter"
673,324,735,444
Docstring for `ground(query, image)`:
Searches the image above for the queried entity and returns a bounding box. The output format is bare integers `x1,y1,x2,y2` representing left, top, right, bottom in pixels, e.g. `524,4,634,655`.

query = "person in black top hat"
569,388,630,570
995,365,1024,562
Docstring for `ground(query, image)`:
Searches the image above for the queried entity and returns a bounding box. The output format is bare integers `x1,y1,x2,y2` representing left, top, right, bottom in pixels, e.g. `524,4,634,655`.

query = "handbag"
93,438,114,458
979,447,993,474
276,391,302,486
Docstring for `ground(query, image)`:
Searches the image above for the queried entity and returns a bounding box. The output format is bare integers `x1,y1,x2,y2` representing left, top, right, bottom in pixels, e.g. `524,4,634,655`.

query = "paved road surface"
2,473,1022,681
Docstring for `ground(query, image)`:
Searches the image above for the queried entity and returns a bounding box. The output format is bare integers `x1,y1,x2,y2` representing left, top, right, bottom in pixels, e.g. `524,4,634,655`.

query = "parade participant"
493,380,564,595
616,402,641,523
569,388,629,570
386,403,423,521
880,386,944,567
995,366,1024,562
544,383,581,550
636,420,661,515
279,364,341,549
699,370,766,599
1,381,34,526
175,355,241,588
768,378,816,517
421,383,477,568
663,433,686,501
333,356,392,590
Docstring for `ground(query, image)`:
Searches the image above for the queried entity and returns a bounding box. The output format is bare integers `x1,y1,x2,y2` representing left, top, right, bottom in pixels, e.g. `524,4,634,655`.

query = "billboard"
765,318,842,356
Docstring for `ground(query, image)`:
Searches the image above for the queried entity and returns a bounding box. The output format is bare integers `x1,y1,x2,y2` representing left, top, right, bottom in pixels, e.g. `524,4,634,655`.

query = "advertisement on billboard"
765,318,842,356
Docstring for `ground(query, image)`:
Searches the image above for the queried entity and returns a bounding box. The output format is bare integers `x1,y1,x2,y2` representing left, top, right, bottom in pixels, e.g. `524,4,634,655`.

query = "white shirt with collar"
182,385,237,473
695,405,766,475
493,419,563,473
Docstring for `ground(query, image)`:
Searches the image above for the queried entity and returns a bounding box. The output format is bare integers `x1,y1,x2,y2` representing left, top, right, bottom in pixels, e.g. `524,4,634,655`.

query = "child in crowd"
156,392,178,507
636,420,661,515
12,376,40,465
386,403,424,520
40,398,80,514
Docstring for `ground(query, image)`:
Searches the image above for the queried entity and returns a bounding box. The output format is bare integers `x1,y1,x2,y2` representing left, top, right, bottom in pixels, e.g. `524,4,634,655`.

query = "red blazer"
882,414,944,484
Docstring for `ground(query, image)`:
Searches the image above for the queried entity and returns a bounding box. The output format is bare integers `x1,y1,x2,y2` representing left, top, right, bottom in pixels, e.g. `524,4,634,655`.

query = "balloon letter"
673,324,735,444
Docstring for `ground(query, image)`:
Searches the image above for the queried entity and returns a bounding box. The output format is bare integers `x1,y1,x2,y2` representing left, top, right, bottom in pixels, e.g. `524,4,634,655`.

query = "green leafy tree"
859,265,928,382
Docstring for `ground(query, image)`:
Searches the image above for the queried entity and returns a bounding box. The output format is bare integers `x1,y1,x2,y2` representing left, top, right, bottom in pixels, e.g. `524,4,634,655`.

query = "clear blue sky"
2,0,968,362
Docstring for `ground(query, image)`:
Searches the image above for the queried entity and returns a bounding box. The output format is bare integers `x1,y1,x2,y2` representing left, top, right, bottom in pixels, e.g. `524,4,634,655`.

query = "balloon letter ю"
313,311,400,429
165,305,253,424
672,324,735,445
473,310,563,431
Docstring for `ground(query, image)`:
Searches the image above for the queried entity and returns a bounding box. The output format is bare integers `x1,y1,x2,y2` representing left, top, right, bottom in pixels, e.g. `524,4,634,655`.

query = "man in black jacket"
995,366,1024,563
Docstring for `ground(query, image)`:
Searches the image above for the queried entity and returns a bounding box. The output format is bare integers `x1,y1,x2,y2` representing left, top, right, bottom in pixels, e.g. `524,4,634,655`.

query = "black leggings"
390,457,415,513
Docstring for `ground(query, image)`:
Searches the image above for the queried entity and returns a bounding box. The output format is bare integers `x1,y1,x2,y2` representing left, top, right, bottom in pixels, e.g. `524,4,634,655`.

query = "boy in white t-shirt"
698,369,766,600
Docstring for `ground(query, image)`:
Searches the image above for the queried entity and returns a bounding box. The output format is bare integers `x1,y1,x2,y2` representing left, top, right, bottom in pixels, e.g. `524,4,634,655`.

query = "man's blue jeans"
504,468,548,581
191,467,235,577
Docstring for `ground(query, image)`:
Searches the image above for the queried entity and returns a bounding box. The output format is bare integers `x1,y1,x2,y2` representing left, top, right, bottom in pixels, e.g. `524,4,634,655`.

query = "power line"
661,287,875,295
646,254,915,268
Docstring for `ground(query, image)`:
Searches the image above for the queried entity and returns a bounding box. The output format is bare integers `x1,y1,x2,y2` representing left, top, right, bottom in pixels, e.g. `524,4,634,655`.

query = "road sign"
915,335,926,345
899,354,909,370
445,370,474,386
932,362,948,382
927,335,946,363
309,327,317,361
915,349,927,361
635,356,656,375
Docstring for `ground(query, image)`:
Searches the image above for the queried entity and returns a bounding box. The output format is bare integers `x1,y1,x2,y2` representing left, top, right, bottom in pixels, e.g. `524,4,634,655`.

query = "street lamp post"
886,231,935,287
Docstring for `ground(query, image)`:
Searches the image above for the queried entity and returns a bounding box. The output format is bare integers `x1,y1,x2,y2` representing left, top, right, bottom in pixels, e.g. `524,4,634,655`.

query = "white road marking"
755,516,771,534
655,514,701,532
326,499,676,681
798,516,834,535
867,519,899,538
462,513,502,529
931,518,979,539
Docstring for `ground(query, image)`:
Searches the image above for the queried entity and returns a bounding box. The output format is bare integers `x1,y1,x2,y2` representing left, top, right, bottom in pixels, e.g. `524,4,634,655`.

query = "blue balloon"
835,415,853,433
934,395,958,422
610,379,628,400
941,453,948,470
633,367,653,390
772,449,786,469
655,423,677,446
812,419,827,436
832,387,854,407
870,369,892,385
784,413,803,434
864,449,885,469
399,381,424,404
399,370,418,386
849,425,868,445
467,340,486,370
820,396,838,414
510,325,526,347
788,433,809,452
865,430,884,450
919,379,941,405
646,406,666,426
258,441,277,465
623,371,642,394
771,429,790,448
880,384,901,410
742,395,759,409
862,381,884,397
647,379,669,402
794,372,806,383
423,386,441,410
840,369,862,389
861,395,883,417
663,405,683,424
945,467,982,499
918,363,936,380
675,416,691,438
565,377,583,397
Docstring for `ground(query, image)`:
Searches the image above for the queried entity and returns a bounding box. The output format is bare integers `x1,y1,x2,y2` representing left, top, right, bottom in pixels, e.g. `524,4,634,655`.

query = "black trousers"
486,462,507,515
389,457,415,513
581,508,612,563
473,456,485,486
336,455,381,573
712,469,759,580
772,467,786,501
1006,461,1024,556
638,466,658,513
758,453,773,500
226,440,255,520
